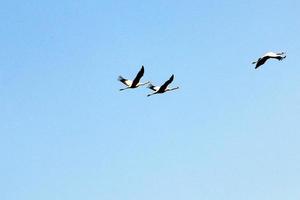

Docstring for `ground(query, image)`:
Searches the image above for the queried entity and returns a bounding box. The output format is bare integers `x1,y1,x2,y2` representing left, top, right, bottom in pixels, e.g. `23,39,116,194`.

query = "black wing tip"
139,65,145,73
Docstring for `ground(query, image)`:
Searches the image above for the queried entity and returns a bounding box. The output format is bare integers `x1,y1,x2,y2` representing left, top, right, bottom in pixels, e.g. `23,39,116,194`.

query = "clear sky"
1,0,300,200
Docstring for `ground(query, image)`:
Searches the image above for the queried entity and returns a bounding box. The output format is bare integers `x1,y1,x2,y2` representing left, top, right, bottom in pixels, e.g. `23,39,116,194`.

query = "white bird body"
252,51,286,69
148,85,160,92
263,52,282,57
119,78,132,87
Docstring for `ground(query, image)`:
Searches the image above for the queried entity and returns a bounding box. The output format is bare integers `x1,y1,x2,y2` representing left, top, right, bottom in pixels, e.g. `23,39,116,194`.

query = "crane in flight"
252,52,286,69
118,66,149,91
147,74,179,97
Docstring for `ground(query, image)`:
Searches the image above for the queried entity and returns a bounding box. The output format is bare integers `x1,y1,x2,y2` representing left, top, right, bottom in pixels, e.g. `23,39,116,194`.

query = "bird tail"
281,51,287,60
147,83,154,88
147,83,158,91
118,76,125,81
252,61,257,64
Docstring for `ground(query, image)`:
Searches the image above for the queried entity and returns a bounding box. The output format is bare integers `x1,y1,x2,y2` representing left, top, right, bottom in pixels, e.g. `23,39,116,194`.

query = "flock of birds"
118,66,179,97
118,51,287,97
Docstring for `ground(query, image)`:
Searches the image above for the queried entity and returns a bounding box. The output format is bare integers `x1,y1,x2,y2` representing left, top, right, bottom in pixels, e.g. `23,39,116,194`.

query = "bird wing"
255,57,269,69
147,83,159,91
159,74,174,92
118,76,132,86
132,66,144,87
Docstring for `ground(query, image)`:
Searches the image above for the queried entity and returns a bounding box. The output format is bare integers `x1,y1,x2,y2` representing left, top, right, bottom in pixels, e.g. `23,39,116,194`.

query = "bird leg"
139,81,150,87
277,52,285,55
169,87,179,91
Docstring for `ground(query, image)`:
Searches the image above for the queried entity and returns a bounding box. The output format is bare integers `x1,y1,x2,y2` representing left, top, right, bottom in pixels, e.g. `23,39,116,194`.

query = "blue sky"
1,0,300,200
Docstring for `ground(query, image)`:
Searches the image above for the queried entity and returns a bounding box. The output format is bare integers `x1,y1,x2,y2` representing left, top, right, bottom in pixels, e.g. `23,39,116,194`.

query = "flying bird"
147,74,179,97
118,66,150,91
252,52,286,69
